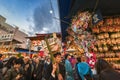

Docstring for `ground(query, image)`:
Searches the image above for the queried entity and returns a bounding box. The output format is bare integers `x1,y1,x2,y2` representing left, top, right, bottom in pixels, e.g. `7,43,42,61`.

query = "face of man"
14,64,21,69
47,58,50,62
81,56,86,62
55,55,61,63
24,58,28,64
68,55,71,59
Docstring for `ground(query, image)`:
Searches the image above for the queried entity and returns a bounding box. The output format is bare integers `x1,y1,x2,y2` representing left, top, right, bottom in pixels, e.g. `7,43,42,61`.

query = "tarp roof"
15,48,38,54
69,0,120,16
58,0,72,42
58,0,120,42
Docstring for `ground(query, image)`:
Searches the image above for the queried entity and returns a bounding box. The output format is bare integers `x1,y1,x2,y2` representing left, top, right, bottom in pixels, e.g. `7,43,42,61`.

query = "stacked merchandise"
67,11,96,69
92,16,120,70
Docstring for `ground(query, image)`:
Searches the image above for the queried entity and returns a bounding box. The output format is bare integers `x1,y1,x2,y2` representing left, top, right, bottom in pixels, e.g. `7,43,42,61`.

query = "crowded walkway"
0,52,120,80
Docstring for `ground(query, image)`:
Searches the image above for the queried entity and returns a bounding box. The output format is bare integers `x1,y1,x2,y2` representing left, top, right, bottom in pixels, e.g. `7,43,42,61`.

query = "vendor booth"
59,0,120,70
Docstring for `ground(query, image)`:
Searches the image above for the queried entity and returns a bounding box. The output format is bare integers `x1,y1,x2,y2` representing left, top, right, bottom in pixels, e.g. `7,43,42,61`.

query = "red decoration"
39,51,44,57
87,52,96,69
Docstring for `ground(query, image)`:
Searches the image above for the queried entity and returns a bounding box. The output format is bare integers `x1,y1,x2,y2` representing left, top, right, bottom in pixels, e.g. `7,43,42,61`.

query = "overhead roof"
58,0,72,42
69,0,120,16
26,33,61,41
58,0,120,42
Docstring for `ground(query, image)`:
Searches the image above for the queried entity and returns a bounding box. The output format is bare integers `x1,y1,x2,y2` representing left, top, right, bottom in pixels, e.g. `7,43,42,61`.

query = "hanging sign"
92,10,103,24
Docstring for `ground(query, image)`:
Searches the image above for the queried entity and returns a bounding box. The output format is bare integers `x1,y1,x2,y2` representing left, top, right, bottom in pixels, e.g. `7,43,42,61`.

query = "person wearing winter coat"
49,52,66,80
4,59,23,80
77,56,93,80
65,54,74,80
95,58,120,80
43,57,52,80
23,57,32,80
33,57,44,80
0,54,3,80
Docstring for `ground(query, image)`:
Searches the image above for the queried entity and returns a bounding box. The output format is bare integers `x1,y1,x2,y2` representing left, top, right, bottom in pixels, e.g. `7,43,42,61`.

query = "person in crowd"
43,57,52,80
73,57,82,80
23,56,32,80
95,58,120,80
65,54,74,80
2,57,17,78
4,58,23,80
49,52,66,80
61,56,65,64
0,54,3,80
0,54,3,68
33,57,44,80
77,56,93,80
29,59,35,80
71,55,77,68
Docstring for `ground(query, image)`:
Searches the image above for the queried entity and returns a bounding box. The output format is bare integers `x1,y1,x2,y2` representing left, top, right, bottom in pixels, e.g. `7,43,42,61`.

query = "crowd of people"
0,52,120,80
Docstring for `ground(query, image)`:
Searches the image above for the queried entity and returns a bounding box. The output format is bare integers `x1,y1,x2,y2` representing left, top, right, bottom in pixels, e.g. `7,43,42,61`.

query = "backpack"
73,64,82,80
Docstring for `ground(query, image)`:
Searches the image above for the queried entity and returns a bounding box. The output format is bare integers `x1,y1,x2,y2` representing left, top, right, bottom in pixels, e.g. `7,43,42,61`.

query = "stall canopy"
69,0,120,16
58,0,120,41
58,0,72,42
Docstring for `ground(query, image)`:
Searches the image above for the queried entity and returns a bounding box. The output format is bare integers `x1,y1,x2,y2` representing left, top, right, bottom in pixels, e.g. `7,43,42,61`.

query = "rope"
92,0,100,14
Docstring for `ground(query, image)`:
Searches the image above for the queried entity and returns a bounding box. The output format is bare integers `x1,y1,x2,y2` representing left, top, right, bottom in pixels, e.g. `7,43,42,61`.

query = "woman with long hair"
95,58,120,80
2,57,17,76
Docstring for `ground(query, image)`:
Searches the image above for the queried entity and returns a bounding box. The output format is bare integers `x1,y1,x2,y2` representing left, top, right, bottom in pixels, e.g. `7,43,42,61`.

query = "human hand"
34,74,36,77
16,74,21,80
52,63,57,74
58,73,63,80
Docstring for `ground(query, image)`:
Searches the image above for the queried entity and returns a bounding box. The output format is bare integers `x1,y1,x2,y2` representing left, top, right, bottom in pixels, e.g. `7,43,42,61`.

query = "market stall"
58,0,120,71
65,11,120,71
92,16,120,70
65,11,96,69
26,33,62,60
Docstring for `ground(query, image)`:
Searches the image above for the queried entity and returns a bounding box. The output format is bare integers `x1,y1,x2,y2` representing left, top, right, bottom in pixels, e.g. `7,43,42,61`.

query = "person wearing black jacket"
43,57,52,80
95,58,120,80
0,54,3,80
23,57,32,80
49,52,66,80
33,57,44,80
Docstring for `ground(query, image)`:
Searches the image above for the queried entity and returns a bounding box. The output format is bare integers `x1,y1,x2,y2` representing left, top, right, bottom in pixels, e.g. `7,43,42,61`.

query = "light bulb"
50,10,53,14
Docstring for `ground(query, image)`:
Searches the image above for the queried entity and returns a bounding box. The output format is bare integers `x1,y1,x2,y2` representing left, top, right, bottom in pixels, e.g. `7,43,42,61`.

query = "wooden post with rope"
44,35,54,62
44,33,61,74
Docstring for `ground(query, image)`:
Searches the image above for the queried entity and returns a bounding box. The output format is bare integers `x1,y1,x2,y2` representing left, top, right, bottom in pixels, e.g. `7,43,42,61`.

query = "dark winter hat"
53,52,61,58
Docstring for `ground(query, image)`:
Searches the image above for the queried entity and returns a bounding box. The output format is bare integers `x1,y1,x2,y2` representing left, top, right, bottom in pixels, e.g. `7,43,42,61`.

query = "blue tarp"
58,0,72,42
15,48,37,54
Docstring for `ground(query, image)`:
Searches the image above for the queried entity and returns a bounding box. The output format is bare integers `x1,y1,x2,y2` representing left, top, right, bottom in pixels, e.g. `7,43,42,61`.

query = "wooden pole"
44,36,60,74
44,37,54,62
